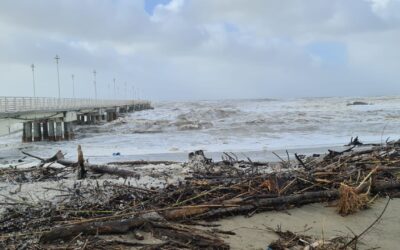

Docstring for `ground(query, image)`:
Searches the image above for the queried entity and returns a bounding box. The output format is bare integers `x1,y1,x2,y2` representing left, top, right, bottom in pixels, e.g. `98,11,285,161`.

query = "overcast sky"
0,0,399,100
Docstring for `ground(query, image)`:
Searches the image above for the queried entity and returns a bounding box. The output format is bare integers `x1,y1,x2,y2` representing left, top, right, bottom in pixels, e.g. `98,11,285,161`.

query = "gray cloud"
0,0,399,100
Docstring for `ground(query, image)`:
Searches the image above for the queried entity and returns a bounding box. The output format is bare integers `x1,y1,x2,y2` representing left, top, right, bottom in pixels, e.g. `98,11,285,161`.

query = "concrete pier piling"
55,122,63,141
64,122,74,140
33,122,42,142
23,122,32,142
108,112,114,121
63,122,69,140
42,121,49,140
86,115,91,124
22,124,26,142
69,123,75,139
48,121,55,141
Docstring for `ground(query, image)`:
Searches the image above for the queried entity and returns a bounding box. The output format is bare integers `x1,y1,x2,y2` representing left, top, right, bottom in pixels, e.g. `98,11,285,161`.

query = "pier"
0,96,152,141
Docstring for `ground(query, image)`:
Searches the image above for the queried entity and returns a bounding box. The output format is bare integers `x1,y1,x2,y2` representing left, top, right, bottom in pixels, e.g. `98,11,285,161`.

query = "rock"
347,101,369,106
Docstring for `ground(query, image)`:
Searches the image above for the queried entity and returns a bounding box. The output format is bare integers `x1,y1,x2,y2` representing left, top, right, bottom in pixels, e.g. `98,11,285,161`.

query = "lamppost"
55,55,61,99
31,64,36,98
71,74,75,99
113,78,116,99
93,70,97,100
124,82,127,100
132,86,135,110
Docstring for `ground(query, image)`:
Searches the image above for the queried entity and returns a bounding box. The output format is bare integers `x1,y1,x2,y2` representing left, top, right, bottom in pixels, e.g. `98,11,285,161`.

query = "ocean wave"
176,108,241,121
172,118,213,130
53,97,400,146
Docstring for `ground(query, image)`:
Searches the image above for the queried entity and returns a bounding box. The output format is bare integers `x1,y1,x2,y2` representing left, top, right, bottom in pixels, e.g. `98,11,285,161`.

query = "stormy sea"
1,96,400,164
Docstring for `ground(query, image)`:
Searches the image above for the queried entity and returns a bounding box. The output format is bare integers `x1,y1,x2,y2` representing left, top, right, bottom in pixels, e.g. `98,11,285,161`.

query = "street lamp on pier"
54,55,61,99
93,70,97,100
71,74,75,99
124,82,127,100
31,64,36,99
113,78,116,100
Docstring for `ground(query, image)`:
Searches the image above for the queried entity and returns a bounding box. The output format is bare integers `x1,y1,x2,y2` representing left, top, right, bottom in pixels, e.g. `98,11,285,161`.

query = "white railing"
0,97,148,114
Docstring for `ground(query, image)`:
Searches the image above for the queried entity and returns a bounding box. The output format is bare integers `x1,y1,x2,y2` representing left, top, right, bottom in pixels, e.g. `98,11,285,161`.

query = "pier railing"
0,97,143,114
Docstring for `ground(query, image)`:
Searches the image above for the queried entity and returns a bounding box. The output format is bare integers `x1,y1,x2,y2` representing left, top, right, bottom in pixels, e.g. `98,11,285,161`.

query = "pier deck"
0,96,152,141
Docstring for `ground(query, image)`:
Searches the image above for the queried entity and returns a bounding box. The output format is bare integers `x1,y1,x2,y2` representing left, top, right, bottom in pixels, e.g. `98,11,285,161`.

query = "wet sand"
217,198,400,249
0,144,350,165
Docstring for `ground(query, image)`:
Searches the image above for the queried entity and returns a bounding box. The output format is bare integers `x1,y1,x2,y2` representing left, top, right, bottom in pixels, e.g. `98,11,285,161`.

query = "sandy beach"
1,144,399,249
218,198,400,250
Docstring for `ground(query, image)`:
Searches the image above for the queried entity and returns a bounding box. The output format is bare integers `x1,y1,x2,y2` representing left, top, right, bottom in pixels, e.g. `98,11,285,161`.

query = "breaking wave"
3,96,400,164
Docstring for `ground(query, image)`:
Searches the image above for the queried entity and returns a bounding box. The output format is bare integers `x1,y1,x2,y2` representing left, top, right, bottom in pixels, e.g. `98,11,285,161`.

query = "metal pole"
113,78,116,100
124,82,127,100
71,74,75,98
93,70,97,100
31,64,37,110
132,86,135,109
55,55,61,99
31,64,36,98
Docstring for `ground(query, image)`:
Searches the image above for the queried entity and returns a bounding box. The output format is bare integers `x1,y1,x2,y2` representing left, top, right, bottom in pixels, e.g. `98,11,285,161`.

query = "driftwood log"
86,164,140,179
77,145,86,179
22,150,64,167
40,218,228,249
40,217,147,243
172,181,400,220
40,181,400,244
150,222,229,249
22,148,139,179
107,160,179,166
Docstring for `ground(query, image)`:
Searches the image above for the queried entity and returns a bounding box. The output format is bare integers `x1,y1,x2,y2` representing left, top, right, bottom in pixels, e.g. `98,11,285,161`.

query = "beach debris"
346,136,363,146
1,138,400,249
269,196,390,250
337,183,369,216
21,150,64,167
267,227,350,250
77,145,86,180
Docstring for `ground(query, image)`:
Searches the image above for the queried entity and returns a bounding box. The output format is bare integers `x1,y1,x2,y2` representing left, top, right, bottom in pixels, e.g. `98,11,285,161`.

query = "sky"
0,0,399,101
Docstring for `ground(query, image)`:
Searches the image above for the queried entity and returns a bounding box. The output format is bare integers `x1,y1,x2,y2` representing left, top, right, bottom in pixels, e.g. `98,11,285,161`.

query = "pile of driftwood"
0,139,400,249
